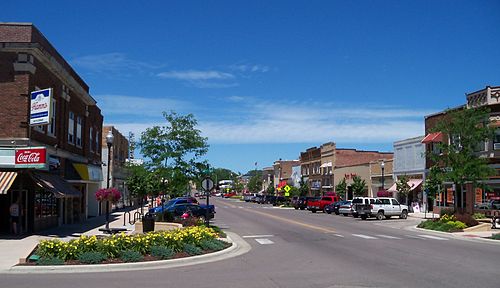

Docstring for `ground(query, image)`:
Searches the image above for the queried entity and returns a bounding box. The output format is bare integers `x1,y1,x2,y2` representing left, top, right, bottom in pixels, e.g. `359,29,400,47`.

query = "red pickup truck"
307,196,340,213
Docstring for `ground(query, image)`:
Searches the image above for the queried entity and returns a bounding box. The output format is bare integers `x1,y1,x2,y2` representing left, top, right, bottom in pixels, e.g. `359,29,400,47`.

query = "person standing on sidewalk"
9,198,20,235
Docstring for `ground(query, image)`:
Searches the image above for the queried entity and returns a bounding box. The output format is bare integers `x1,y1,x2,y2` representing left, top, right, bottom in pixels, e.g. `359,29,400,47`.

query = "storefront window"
35,190,58,218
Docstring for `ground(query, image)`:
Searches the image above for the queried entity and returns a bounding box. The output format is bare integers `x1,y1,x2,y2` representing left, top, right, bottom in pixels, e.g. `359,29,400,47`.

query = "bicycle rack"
123,210,144,226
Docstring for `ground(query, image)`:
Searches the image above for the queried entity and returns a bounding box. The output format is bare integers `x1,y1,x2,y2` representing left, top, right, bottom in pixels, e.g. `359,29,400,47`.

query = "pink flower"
95,188,122,203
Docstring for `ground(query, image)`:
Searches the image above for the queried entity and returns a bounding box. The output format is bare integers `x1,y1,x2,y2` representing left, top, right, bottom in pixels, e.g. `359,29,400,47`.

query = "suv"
356,197,409,220
351,197,376,218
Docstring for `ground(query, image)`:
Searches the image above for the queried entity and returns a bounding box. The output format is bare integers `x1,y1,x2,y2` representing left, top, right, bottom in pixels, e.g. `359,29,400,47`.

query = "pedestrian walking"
9,198,20,235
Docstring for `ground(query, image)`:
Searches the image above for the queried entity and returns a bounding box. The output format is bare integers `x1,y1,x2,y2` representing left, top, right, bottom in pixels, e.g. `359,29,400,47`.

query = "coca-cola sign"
15,147,47,166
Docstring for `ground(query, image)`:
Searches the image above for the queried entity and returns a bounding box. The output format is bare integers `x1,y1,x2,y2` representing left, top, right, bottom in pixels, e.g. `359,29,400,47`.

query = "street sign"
201,177,214,192
285,192,290,197
284,185,291,193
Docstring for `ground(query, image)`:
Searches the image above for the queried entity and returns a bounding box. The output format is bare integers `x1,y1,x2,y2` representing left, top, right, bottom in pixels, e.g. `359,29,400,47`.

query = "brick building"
273,159,300,194
300,147,322,195
423,86,500,215
0,23,103,234
101,126,130,211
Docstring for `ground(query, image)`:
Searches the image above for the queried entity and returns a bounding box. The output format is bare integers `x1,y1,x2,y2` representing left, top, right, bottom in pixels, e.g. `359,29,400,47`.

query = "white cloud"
95,95,187,119
157,70,234,80
227,96,246,102
230,64,270,73
71,53,158,74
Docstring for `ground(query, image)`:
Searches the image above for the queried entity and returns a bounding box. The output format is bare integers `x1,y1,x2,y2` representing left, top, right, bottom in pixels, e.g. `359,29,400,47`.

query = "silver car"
338,200,354,216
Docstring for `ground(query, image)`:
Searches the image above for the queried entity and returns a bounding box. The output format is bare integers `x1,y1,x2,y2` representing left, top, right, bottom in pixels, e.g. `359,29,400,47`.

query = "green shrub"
120,250,143,262
491,234,500,240
183,243,202,255
472,213,486,220
418,219,466,232
78,251,107,264
37,256,64,265
199,239,225,251
151,246,174,260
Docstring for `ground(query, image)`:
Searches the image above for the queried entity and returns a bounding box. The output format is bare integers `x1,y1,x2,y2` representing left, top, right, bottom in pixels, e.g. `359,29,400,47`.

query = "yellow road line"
221,201,336,233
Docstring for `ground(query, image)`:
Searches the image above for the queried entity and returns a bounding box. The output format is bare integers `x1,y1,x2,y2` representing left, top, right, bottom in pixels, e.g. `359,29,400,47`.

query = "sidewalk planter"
135,221,182,232
30,226,227,265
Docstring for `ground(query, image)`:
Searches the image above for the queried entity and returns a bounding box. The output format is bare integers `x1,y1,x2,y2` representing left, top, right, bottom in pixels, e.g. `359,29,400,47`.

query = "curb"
2,231,251,274
410,225,500,245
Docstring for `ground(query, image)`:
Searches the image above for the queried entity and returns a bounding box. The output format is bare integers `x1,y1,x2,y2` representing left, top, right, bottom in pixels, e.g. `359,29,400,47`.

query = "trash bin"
142,213,155,233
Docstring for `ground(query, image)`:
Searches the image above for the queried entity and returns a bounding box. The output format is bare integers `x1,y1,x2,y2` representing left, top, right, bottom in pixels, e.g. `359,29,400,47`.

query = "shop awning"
387,179,423,192
0,171,17,194
421,132,443,144
72,163,103,181
31,172,81,198
320,162,332,168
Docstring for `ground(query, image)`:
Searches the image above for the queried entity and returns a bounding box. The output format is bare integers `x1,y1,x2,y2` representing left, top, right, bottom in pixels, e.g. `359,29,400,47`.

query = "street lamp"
161,177,168,220
105,130,114,230
380,160,385,191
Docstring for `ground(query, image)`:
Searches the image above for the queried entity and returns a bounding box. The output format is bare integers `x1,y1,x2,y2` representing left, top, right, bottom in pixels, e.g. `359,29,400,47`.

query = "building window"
33,125,45,133
90,127,94,152
95,129,100,154
47,99,56,136
68,111,75,144
35,190,58,218
494,128,500,150
76,116,83,147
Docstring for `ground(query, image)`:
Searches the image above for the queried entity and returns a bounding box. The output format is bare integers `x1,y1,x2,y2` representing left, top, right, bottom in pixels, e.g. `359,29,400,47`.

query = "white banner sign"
30,88,52,126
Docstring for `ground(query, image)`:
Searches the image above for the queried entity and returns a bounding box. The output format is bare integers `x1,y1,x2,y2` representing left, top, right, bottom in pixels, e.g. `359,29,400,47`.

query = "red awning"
421,132,443,144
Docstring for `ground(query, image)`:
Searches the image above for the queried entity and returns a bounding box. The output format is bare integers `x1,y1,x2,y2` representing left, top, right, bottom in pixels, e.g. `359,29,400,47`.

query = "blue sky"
3,1,500,173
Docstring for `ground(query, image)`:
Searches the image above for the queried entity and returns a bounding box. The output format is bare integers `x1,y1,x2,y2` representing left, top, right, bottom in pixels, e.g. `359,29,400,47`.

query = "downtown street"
2,197,499,288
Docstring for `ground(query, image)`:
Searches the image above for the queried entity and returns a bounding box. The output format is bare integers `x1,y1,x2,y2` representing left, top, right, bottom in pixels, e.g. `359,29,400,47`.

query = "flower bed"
418,214,467,232
30,226,229,265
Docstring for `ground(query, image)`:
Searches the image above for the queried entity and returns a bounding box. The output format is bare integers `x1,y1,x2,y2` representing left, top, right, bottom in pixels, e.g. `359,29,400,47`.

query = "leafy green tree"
247,174,263,193
335,178,347,200
351,176,367,197
266,184,275,196
299,177,309,196
288,186,300,197
429,107,496,212
139,111,209,197
395,175,411,205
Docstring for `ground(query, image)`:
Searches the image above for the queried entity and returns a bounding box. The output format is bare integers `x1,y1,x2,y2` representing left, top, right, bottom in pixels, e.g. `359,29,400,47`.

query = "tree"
429,107,496,213
395,175,411,205
125,162,160,211
335,178,347,200
247,174,263,193
139,111,209,197
288,186,300,197
266,184,275,196
351,176,367,197
299,177,309,196
423,165,444,218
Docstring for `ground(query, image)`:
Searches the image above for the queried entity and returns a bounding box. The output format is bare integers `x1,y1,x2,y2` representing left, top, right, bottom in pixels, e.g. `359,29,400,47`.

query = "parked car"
243,193,257,202
356,197,409,220
149,197,213,214
338,200,354,216
476,200,500,210
160,203,215,221
324,200,348,215
254,195,265,204
291,196,300,209
351,197,376,218
223,192,236,198
271,196,287,206
294,196,318,210
307,196,340,213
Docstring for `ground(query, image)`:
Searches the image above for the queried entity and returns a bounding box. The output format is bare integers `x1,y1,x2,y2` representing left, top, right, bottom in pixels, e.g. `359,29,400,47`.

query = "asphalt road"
3,197,499,288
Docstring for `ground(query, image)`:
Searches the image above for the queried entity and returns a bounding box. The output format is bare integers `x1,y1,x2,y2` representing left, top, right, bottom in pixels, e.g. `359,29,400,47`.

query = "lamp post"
105,130,114,230
380,160,385,191
161,177,167,220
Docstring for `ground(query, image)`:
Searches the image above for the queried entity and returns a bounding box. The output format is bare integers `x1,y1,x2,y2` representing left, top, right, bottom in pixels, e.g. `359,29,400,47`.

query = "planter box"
134,221,182,233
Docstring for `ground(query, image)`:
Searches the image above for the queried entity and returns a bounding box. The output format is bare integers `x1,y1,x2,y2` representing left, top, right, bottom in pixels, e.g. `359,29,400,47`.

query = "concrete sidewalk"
0,206,142,272
408,211,439,219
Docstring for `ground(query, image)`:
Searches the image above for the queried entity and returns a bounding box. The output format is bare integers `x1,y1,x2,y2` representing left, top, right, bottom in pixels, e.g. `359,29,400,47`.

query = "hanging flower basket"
95,188,122,203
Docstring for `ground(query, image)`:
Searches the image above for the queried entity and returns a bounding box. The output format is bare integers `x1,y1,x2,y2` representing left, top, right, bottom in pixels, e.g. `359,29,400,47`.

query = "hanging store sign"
30,88,53,126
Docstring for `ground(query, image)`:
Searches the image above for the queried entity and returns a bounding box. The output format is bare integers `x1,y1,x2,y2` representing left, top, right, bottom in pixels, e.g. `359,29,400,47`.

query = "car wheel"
343,213,348,216
294,207,298,210
385,216,392,219
311,209,317,213
376,211,384,221
353,214,359,218
361,215,367,220
400,211,408,219
326,211,332,214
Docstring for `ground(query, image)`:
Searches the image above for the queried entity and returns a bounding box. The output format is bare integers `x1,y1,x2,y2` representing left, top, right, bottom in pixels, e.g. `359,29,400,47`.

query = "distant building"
273,159,300,194
101,126,129,211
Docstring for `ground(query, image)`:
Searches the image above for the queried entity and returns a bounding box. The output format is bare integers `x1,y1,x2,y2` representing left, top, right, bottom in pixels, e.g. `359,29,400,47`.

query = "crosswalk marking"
376,235,402,239
418,235,449,241
352,234,378,239
334,234,345,238
405,235,427,240
242,235,274,238
255,238,274,245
